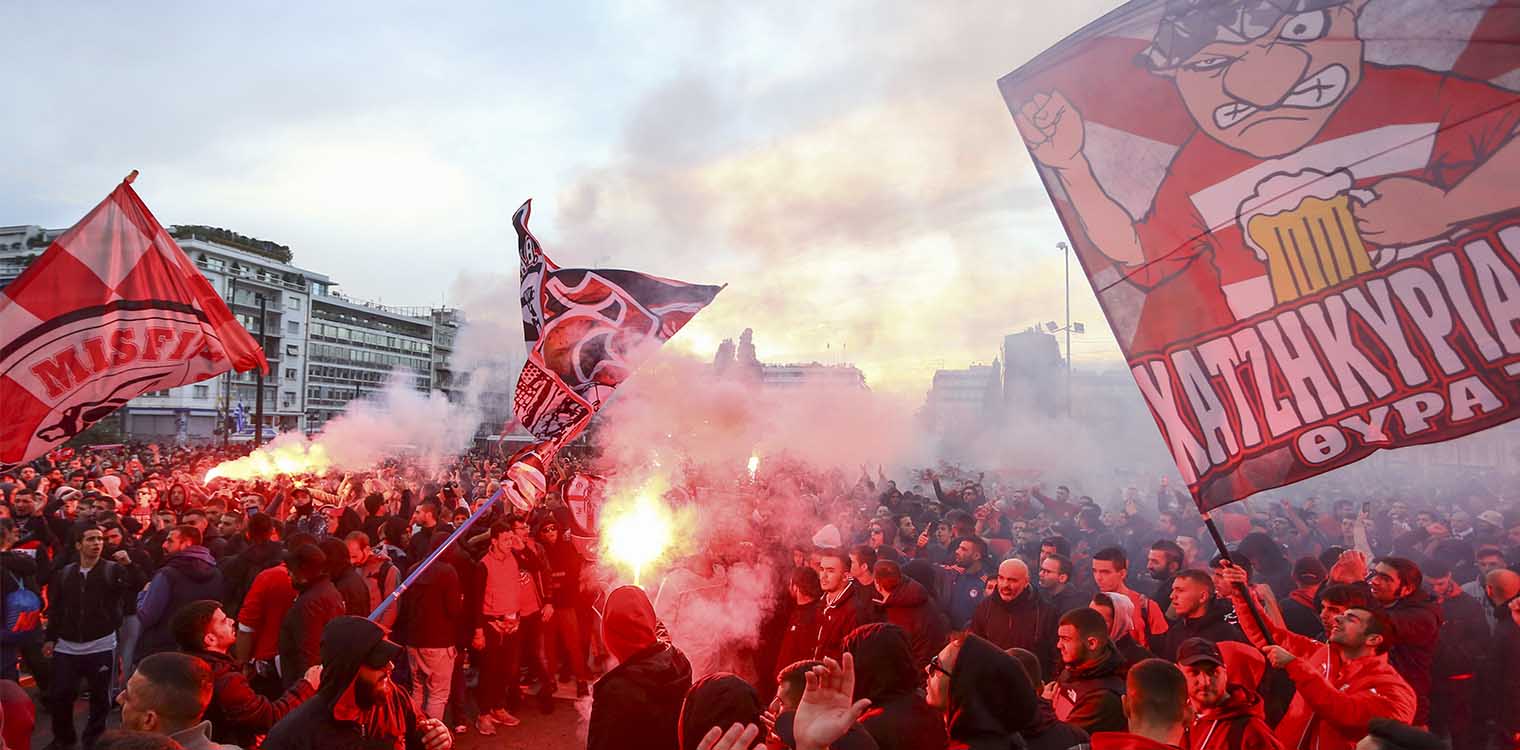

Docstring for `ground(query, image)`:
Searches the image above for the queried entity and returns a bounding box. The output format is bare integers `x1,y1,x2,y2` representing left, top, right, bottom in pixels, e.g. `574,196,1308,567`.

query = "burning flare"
601,481,677,587
747,453,760,480
204,439,332,482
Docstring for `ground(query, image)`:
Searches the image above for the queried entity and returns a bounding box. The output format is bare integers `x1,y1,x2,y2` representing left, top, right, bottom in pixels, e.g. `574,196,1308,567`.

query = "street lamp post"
255,294,267,449
1059,241,1071,417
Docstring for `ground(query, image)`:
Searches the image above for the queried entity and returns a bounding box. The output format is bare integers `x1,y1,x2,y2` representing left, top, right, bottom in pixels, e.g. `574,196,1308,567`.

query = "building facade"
0,223,467,444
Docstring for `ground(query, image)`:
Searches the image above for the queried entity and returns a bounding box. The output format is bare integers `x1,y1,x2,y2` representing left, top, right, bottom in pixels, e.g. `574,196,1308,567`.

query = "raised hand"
1015,91,1086,171
794,653,872,750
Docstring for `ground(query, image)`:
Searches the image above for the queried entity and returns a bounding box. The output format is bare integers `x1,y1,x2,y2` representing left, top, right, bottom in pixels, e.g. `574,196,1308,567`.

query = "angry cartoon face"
1145,0,1369,158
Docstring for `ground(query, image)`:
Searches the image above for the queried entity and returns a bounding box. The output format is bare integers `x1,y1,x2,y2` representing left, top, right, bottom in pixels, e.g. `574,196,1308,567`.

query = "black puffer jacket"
844,623,948,750
947,634,1038,750
969,587,1059,678
1153,599,1244,662
588,642,694,750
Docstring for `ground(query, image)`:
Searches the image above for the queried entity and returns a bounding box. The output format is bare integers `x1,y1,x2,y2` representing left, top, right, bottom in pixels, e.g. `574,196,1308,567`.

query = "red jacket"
1091,732,1181,749
1234,593,1415,750
1184,685,1282,750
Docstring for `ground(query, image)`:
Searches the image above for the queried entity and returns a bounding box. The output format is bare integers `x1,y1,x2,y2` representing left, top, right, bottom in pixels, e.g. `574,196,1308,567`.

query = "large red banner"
0,177,266,470
999,0,1520,508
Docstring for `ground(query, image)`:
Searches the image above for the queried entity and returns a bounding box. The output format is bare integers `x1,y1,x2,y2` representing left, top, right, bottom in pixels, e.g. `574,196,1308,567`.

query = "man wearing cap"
1278,557,1327,640
264,616,453,750
1177,638,1280,750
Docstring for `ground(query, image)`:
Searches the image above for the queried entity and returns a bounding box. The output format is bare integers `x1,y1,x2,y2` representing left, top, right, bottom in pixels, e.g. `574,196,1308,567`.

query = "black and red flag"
511,199,723,456
0,174,266,470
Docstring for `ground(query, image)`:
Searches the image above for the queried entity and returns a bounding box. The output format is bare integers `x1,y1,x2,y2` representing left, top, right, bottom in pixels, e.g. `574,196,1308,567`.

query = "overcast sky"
3,1,1124,395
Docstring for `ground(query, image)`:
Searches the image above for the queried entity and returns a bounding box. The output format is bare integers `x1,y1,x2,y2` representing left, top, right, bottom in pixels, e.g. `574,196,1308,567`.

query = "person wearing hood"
1277,557,1326,640
970,559,1058,678
277,544,345,691
588,585,693,750
135,525,225,662
777,567,825,681
1175,639,1280,750
873,561,947,670
925,632,1036,750
219,513,284,619
1091,593,1153,671
1368,557,1441,726
1052,607,1128,735
263,616,453,750
1089,659,1188,750
842,624,947,750
1007,648,1090,750
319,538,371,617
677,673,763,750
1154,571,1243,663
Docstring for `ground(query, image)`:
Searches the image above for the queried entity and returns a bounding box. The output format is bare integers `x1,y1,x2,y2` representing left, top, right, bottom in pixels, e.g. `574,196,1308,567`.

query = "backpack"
2,570,43,643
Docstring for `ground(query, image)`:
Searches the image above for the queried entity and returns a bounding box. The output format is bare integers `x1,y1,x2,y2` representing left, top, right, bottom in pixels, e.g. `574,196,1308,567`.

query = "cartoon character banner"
999,0,1520,509
512,199,723,455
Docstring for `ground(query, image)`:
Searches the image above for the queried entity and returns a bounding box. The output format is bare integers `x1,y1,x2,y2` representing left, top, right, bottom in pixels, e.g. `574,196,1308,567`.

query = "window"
287,297,302,310
285,368,297,379
285,344,299,357
193,385,209,399
287,321,299,334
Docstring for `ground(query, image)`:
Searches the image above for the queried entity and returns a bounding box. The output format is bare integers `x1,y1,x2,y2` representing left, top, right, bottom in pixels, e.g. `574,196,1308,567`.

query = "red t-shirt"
238,565,295,660
1122,64,1520,354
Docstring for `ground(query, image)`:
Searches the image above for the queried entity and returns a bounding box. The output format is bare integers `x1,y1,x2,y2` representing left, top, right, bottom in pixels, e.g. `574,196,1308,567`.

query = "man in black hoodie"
588,585,693,750
277,544,345,690
1008,648,1090,750
925,632,1038,750
219,513,283,618
841,623,947,750
1052,607,1128,735
264,617,453,750
1370,556,1442,726
1153,570,1243,663
873,561,946,670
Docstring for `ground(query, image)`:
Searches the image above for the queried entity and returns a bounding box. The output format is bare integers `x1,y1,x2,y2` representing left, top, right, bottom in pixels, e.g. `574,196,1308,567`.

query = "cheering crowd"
1,443,1518,750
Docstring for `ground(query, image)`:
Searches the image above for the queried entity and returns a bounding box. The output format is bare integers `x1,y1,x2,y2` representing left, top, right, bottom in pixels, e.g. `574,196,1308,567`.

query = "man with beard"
1040,553,1090,617
1145,541,1183,608
135,526,224,663
939,536,990,631
1368,557,1442,726
277,544,345,691
971,559,1058,677
1219,565,1414,750
1154,571,1243,663
924,632,1037,750
171,599,320,748
1052,607,1128,735
1176,638,1279,750
264,617,453,750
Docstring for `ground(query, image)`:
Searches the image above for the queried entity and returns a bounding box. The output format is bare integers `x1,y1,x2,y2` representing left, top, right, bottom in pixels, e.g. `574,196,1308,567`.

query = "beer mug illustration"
1238,169,1376,305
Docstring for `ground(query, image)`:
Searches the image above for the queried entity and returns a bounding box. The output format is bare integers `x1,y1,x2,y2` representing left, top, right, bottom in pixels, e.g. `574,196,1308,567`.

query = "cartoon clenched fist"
1015,91,1086,171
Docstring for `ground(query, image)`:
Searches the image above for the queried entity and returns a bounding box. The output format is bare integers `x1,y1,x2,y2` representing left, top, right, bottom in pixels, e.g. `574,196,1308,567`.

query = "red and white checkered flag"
0,174,266,469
